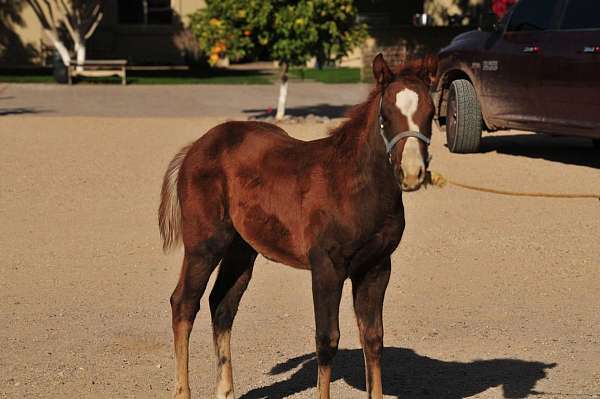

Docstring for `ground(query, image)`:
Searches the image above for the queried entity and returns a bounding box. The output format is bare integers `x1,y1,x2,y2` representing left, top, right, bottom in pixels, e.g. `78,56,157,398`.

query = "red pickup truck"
434,0,600,153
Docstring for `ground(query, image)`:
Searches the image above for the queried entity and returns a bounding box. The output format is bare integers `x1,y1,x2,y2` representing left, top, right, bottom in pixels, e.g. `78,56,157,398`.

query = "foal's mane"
329,55,438,147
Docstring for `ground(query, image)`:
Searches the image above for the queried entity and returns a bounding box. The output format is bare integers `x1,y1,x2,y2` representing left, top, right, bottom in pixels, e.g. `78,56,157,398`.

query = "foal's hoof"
216,390,235,399
173,386,191,399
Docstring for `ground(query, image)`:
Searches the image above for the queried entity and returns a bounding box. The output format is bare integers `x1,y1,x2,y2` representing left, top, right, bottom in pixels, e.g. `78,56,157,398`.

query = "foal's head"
373,54,437,191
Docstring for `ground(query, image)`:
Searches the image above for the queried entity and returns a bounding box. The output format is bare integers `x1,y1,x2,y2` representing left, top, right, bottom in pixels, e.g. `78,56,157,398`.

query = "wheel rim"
447,87,458,150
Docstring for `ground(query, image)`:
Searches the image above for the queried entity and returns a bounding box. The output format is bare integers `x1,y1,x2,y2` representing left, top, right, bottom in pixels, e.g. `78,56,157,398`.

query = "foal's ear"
373,53,393,86
422,54,439,87
416,54,439,88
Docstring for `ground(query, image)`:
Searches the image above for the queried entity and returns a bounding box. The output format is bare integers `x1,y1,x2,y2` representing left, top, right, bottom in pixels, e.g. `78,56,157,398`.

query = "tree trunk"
275,63,289,120
47,34,71,66
75,42,86,72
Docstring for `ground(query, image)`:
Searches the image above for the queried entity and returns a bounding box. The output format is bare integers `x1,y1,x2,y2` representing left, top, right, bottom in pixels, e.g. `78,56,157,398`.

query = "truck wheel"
446,79,482,153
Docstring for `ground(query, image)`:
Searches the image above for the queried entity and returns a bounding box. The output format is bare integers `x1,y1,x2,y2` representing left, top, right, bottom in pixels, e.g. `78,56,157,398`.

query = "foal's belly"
231,202,311,270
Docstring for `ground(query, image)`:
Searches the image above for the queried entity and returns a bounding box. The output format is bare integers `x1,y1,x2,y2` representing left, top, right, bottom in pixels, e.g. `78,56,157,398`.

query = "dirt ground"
1,85,600,398
0,83,370,119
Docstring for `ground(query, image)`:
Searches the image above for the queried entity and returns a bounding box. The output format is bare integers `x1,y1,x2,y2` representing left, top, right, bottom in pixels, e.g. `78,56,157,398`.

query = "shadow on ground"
239,347,555,399
0,107,46,116
480,133,599,169
243,104,351,119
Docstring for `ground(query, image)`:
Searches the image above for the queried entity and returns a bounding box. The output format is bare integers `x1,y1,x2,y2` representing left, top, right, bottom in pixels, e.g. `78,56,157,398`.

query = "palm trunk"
275,63,289,120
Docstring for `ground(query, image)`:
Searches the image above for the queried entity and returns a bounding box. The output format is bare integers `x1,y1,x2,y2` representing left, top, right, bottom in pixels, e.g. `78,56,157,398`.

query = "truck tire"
446,79,482,153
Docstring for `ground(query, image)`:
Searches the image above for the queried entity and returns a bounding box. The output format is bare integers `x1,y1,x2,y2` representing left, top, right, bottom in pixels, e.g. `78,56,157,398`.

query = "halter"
378,94,431,164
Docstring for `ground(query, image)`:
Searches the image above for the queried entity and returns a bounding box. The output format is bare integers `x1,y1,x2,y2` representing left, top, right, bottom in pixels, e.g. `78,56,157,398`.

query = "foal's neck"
334,93,389,167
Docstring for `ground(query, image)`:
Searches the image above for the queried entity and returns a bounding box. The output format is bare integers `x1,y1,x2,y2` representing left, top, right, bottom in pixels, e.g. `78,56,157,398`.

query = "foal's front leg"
351,257,391,399
310,251,345,399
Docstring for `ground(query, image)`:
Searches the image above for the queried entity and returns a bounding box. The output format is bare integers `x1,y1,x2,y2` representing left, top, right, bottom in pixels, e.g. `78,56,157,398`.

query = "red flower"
492,0,517,18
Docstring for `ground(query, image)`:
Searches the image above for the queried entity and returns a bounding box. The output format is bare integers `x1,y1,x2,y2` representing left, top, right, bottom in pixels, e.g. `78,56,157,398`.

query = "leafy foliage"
188,0,367,67
188,0,272,65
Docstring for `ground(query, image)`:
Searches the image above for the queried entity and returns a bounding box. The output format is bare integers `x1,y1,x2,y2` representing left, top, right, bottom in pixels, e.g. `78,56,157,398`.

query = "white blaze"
395,89,425,184
395,89,419,131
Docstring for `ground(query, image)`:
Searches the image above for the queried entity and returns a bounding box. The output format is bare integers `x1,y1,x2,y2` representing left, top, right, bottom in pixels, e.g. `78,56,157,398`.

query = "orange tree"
189,0,366,119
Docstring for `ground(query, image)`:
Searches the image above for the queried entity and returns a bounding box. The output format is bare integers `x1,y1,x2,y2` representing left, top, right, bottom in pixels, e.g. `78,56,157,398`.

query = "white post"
275,63,289,120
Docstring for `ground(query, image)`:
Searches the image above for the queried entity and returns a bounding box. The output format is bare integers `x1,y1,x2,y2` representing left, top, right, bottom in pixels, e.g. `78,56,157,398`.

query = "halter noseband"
378,94,431,163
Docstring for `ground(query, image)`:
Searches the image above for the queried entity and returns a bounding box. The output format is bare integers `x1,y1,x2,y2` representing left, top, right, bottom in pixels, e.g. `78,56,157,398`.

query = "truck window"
561,0,600,30
507,0,562,31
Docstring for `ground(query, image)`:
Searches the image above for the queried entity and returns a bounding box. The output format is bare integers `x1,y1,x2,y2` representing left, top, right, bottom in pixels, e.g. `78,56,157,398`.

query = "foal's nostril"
397,169,404,181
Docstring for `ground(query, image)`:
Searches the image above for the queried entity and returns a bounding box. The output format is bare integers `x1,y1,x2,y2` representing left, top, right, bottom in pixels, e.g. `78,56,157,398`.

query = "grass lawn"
289,67,361,83
0,66,362,84
0,74,54,83
0,68,273,85
127,68,273,84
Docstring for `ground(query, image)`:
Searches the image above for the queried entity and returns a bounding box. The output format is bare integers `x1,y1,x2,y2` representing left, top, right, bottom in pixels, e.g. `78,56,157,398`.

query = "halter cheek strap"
378,94,431,163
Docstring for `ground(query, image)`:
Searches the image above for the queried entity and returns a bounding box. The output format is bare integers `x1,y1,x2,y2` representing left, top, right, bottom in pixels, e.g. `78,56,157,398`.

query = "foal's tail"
158,143,192,252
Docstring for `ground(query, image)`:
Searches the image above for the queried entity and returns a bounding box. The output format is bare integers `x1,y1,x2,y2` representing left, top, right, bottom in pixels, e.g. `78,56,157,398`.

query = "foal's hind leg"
209,235,257,399
170,231,234,399
351,257,391,399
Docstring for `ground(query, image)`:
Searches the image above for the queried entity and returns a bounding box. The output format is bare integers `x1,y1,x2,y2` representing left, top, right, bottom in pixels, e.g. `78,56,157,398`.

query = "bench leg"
122,69,127,86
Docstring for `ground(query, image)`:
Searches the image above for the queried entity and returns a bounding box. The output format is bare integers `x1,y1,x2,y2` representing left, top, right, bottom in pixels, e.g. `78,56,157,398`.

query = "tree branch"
41,0,58,29
27,0,71,65
84,8,103,40
56,0,79,43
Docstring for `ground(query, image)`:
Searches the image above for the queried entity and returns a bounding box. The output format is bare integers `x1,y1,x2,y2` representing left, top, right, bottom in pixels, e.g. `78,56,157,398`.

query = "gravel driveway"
1,83,599,398
0,83,370,119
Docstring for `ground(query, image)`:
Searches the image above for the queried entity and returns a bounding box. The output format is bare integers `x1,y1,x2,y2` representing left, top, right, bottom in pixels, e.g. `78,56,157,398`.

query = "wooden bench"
68,60,128,85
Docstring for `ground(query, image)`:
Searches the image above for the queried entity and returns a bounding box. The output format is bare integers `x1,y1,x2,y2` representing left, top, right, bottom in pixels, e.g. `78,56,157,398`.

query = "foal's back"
178,121,340,268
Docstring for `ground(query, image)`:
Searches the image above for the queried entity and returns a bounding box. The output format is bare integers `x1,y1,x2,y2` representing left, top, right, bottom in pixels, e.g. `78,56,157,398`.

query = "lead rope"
425,171,600,200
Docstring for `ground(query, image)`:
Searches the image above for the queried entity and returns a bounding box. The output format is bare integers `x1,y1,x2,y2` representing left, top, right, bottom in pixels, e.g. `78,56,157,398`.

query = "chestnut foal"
159,54,436,399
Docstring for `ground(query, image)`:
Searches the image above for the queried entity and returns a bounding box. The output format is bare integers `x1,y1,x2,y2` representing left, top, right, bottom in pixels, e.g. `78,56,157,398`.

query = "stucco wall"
1,3,45,65
1,0,207,66
12,5,43,46
176,0,206,22
360,26,470,81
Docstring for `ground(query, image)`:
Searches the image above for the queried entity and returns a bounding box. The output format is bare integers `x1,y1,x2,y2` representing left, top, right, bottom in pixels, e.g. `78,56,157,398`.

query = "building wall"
1,3,45,65
12,6,43,47
1,0,206,66
360,26,470,81
177,0,206,20
4,0,480,69
358,0,490,79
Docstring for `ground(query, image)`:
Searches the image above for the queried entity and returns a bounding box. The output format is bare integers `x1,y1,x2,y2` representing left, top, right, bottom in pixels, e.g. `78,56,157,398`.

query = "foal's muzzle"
400,165,426,191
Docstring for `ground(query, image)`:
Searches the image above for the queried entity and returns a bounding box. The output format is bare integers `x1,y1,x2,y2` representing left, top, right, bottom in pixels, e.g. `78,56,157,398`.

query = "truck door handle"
582,46,600,53
523,46,540,53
